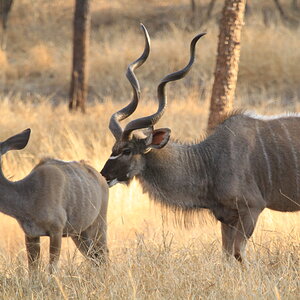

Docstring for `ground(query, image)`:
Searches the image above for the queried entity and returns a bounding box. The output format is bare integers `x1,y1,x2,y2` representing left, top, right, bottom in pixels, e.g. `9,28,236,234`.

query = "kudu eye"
122,148,132,156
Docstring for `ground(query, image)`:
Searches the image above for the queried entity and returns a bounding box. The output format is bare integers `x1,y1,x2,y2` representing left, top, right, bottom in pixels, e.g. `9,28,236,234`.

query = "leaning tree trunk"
69,0,90,113
207,0,246,132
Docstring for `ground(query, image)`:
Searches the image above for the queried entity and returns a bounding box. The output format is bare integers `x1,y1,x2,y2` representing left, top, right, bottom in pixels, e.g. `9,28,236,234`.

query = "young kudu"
101,26,300,261
0,129,109,272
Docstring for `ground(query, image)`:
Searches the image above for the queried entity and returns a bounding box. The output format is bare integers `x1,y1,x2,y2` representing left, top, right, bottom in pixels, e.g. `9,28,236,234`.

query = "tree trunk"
190,0,196,12
206,0,216,19
207,0,246,132
292,0,299,10
69,0,90,113
273,0,287,20
0,0,13,50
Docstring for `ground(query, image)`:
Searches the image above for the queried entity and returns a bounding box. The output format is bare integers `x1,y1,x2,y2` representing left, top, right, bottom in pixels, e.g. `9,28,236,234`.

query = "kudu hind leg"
72,226,108,264
71,233,104,264
90,213,108,263
25,235,40,271
74,208,108,264
49,232,62,273
71,232,93,257
233,208,262,262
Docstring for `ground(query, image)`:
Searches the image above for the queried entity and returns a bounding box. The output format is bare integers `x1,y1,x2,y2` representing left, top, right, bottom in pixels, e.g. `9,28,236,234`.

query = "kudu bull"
0,129,108,272
101,26,300,261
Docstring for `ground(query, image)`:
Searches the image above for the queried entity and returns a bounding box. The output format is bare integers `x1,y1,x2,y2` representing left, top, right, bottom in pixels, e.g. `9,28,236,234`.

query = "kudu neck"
0,156,24,218
137,139,214,210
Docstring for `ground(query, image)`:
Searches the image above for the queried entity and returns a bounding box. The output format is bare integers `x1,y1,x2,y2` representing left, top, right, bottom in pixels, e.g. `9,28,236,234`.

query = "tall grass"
0,0,299,298
0,97,299,299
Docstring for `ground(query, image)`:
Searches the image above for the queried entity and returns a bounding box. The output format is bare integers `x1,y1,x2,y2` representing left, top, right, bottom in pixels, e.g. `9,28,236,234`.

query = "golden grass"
0,97,299,299
0,0,299,298
0,49,8,71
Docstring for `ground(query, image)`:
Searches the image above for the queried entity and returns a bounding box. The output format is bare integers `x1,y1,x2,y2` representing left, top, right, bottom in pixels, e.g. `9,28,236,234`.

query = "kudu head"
0,129,31,157
101,28,206,187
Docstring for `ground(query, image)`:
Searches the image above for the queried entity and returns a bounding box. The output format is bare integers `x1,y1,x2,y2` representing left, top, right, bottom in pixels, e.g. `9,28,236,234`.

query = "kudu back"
101,25,300,262
0,129,108,272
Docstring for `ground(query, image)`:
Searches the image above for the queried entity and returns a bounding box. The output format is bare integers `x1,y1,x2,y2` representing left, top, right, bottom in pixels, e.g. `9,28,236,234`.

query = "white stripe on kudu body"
279,120,300,198
266,122,282,181
245,111,300,120
255,121,272,188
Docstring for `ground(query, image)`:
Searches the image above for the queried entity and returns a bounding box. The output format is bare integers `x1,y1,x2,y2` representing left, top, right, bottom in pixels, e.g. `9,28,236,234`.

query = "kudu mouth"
102,176,129,188
106,178,119,188
100,163,130,188
100,170,116,188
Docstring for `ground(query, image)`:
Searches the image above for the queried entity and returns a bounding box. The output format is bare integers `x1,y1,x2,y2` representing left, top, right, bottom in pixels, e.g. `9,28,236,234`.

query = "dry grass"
0,97,299,299
0,0,299,298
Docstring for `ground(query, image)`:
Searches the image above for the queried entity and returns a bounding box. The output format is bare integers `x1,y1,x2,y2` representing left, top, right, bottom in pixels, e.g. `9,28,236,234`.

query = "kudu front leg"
25,235,40,272
221,223,237,258
49,232,62,273
233,208,262,262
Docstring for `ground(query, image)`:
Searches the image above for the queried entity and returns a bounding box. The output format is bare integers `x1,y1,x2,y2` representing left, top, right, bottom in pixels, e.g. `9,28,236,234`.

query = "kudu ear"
146,128,171,149
0,128,31,155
